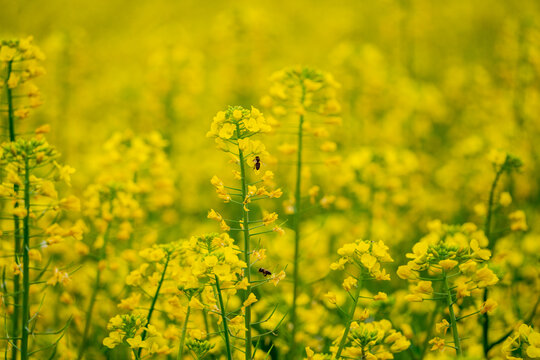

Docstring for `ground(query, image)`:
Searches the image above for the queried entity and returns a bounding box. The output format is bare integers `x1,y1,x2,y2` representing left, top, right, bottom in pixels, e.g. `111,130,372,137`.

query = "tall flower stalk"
398,222,500,357
481,151,522,357
1,38,45,360
261,67,341,355
207,105,286,360
1,137,80,359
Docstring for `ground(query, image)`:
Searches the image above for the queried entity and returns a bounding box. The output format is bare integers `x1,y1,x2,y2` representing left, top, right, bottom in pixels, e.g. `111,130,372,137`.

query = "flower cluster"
502,324,540,359
398,221,500,355
398,222,498,299
306,320,410,359
331,239,393,282
261,66,341,120
0,36,45,121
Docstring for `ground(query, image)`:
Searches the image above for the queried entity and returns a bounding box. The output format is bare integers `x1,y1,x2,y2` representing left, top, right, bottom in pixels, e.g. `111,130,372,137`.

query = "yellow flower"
435,319,449,335
273,226,285,236
47,268,71,286
28,249,42,262
527,331,540,357
499,192,512,206
117,293,141,311
342,276,357,291
220,220,230,231
470,239,491,260
127,335,147,349
324,292,337,304
13,208,28,218
262,171,274,182
397,265,414,279
373,292,387,301
480,299,498,314
337,243,357,256
330,257,348,271
428,337,445,351
413,281,433,294
438,259,458,271
475,267,499,287
59,195,81,212
103,331,123,349
262,212,278,225
509,210,528,231
358,308,370,321
233,109,243,120
189,297,204,310
243,293,258,308
55,163,76,186
207,209,222,221
405,294,423,302
219,123,236,139
360,253,377,269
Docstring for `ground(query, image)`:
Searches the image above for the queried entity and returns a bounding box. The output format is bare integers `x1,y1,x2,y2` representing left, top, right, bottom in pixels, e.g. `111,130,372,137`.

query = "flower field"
1,1,540,359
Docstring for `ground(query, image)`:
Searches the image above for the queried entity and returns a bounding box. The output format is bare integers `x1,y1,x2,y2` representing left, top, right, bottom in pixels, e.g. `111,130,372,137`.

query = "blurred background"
1,0,540,358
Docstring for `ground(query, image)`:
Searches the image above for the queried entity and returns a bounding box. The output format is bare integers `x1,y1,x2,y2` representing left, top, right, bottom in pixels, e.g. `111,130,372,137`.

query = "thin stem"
176,304,191,360
237,124,253,360
5,59,22,360
6,60,16,141
334,278,362,359
138,253,170,357
290,84,306,357
485,168,503,247
444,272,462,357
483,167,503,358
215,275,233,360
20,156,30,360
77,264,101,360
419,301,441,359
77,196,114,360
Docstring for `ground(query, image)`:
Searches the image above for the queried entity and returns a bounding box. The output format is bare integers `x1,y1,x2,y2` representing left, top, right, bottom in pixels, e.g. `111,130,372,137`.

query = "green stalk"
334,278,362,359
131,348,141,360
5,59,21,360
443,272,462,357
482,166,503,358
6,60,16,141
290,84,306,356
20,155,30,360
236,125,252,360
176,304,191,360
215,275,233,360
200,292,210,335
77,196,114,360
77,261,102,360
138,253,170,357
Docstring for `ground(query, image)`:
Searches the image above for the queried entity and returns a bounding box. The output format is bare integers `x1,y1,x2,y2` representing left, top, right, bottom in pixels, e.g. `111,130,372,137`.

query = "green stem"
444,272,462,357
485,168,503,247
334,278,362,359
176,305,191,360
77,265,101,360
200,292,210,335
77,196,114,360
290,85,306,356
237,125,252,360
131,348,141,360
215,275,233,360
20,156,30,360
5,59,21,360
419,301,441,359
482,167,503,358
6,60,16,141
138,253,170,357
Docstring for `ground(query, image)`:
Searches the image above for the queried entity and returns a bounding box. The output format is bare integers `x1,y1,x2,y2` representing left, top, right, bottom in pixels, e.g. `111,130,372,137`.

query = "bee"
253,156,261,171
258,267,272,277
